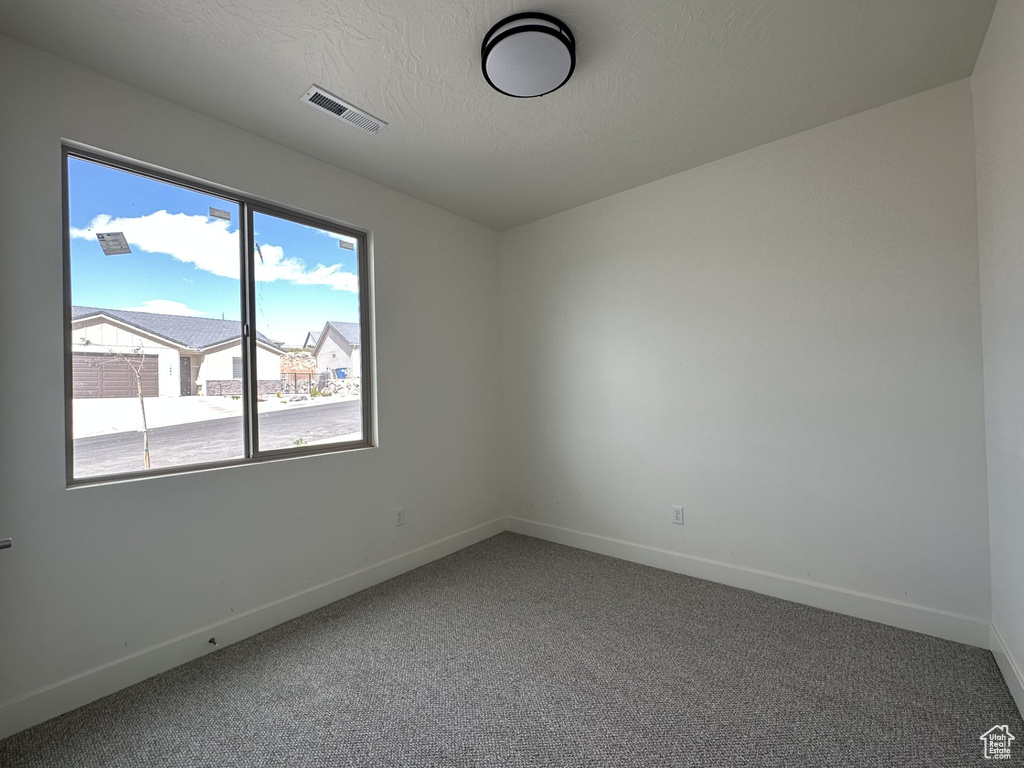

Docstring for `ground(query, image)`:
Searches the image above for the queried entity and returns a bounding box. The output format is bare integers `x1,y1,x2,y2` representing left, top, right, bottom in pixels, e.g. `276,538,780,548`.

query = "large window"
64,147,373,484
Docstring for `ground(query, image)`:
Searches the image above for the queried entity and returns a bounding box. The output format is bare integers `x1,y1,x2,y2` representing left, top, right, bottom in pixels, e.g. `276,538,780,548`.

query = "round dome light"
481,12,576,98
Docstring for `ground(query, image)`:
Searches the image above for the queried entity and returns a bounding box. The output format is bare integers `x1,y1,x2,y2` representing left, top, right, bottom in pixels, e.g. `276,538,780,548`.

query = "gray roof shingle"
72,306,281,351
327,321,361,346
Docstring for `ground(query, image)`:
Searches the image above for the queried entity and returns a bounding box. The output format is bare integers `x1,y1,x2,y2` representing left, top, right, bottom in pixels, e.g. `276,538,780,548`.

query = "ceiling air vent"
301,85,386,134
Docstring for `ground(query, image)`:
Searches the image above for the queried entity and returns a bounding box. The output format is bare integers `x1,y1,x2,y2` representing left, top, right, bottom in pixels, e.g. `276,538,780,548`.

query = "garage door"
72,352,160,398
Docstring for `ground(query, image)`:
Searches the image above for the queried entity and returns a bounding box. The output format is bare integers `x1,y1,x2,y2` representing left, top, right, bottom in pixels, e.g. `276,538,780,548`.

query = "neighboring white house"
71,306,284,397
311,321,361,379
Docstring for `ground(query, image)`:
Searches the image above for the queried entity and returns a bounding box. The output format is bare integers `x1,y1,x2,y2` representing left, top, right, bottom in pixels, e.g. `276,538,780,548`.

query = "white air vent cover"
301,86,386,134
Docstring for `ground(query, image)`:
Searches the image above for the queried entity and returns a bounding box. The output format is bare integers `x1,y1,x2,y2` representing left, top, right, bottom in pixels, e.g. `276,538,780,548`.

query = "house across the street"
310,321,361,380
302,330,321,349
71,306,284,398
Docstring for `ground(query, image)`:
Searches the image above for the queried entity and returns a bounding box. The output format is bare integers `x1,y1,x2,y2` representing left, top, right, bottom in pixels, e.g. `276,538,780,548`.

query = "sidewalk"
71,394,359,439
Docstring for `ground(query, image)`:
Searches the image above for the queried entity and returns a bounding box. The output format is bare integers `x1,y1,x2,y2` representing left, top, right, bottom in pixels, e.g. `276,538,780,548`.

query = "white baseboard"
2,515,1008,742
0,517,507,741
991,624,1024,718
506,517,991,649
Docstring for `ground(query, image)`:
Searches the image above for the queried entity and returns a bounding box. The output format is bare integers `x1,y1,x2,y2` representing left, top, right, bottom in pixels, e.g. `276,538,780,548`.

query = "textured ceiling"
0,0,996,230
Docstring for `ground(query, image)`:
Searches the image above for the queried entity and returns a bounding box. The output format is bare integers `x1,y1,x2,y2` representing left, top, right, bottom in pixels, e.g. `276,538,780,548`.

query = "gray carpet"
1,532,1020,767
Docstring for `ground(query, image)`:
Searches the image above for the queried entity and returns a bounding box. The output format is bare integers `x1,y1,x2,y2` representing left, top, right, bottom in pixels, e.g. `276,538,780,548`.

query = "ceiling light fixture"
481,12,576,98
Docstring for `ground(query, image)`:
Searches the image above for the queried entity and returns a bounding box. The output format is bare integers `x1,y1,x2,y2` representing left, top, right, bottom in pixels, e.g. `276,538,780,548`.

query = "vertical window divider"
241,204,259,458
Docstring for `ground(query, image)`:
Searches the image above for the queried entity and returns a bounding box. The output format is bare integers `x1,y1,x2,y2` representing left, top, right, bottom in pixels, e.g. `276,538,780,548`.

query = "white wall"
199,344,281,383
972,0,1024,712
256,346,282,380
315,331,355,375
200,346,242,382
351,348,362,380
499,80,990,633
0,35,503,735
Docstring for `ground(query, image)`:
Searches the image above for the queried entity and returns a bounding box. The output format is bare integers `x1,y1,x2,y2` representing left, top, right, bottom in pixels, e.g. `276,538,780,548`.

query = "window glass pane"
67,156,245,479
251,211,363,451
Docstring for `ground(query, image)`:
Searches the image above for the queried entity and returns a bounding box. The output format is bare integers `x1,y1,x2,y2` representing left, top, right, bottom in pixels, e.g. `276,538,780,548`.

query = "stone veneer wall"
205,379,281,396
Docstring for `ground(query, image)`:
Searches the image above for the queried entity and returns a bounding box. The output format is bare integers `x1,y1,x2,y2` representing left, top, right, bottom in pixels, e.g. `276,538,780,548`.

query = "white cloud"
253,242,359,292
71,212,358,292
119,299,206,316
71,212,237,278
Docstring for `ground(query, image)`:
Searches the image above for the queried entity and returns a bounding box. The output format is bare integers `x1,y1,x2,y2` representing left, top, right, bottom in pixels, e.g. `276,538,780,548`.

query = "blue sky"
67,156,361,346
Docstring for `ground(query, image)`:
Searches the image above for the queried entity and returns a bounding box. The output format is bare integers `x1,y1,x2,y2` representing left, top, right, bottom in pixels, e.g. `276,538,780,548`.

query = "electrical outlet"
671,505,684,525
395,507,405,527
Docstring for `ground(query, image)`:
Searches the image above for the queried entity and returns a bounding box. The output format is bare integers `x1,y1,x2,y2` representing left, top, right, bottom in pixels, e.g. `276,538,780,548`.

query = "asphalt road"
73,400,363,478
